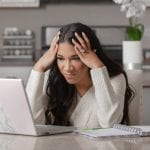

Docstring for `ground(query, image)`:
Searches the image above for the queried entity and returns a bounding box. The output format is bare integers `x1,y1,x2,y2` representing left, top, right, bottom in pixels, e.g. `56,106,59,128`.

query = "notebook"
0,78,75,136
113,124,150,136
74,124,150,138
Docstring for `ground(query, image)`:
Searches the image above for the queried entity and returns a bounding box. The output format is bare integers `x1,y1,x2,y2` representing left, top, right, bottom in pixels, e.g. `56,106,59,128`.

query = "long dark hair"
45,22,134,125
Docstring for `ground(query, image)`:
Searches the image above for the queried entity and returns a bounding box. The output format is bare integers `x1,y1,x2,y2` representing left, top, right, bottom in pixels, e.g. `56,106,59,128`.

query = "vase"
122,41,143,70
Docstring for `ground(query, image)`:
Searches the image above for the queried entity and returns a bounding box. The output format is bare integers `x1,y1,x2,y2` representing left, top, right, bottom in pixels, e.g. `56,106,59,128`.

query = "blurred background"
0,0,150,124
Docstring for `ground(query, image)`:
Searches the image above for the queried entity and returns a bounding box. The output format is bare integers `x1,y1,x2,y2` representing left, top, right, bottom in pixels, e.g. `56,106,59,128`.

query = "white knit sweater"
26,66,126,128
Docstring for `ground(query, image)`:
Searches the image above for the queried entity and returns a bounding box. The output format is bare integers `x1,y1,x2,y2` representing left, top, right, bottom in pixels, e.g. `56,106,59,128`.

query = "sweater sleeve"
90,66,126,128
26,69,48,125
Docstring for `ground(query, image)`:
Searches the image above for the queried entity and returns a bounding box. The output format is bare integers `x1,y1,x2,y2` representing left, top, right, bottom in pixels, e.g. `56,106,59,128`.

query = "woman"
26,22,134,128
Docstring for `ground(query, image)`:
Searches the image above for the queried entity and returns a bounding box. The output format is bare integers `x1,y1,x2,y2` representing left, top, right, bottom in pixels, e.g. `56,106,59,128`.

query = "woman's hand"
33,32,60,72
72,32,104,69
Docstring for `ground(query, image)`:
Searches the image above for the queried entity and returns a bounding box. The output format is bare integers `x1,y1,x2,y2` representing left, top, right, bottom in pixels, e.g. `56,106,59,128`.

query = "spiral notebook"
74,124,150,138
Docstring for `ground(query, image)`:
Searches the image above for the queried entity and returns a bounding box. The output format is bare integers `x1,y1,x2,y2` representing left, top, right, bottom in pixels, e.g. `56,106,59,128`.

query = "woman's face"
57,41,90,85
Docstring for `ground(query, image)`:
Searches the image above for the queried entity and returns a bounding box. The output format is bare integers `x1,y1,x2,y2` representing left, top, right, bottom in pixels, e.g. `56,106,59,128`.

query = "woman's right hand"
33,32,60,72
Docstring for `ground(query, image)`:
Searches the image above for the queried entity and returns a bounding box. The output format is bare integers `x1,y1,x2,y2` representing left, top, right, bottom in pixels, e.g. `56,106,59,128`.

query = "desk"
0,133,150,150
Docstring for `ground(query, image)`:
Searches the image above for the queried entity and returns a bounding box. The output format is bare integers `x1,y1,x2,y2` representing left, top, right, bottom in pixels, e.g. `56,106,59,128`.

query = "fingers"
74,32,87,50
74,44,85,58
72,32,91,53
50,31,60,52
51,31,60,43
72,38,86,53
81,32,91,49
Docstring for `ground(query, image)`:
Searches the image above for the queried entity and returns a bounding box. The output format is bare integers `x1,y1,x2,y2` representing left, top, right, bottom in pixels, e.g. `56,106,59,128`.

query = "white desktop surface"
0,133,150,150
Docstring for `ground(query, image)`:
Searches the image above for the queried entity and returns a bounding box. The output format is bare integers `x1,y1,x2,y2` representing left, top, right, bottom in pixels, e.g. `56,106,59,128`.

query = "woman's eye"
72,57,80,61
57,57,64,61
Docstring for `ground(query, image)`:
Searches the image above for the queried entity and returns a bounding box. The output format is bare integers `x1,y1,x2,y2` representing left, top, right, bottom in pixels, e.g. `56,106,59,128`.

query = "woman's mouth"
64,73,76,79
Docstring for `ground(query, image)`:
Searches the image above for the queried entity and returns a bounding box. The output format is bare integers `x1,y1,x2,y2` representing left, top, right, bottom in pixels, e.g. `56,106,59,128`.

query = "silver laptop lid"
0,78,37,136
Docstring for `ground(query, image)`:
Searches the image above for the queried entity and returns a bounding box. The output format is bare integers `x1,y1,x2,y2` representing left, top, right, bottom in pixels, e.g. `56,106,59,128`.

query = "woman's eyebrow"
71,55,79,58
57,54,63,57
56,54,79,58
57,54,79,58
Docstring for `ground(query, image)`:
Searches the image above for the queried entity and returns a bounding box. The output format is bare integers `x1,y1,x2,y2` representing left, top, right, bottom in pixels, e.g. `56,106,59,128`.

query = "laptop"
0,78,76,136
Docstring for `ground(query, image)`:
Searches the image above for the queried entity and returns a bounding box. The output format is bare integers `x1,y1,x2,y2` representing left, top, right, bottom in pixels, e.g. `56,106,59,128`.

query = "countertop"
0,133,150,150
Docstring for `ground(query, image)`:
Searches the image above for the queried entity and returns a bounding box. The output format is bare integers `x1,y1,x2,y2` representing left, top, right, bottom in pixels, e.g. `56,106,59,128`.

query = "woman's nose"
64,60,73,71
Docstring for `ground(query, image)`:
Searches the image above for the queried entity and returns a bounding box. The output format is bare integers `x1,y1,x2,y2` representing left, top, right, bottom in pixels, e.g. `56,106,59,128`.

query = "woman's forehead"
57,42,77,56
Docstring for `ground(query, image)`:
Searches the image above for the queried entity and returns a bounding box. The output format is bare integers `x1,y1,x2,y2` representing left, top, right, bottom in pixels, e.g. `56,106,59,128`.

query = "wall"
0,4,150,51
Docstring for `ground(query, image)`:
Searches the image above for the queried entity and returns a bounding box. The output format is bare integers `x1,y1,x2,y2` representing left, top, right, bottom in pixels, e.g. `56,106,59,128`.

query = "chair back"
126,70,143,125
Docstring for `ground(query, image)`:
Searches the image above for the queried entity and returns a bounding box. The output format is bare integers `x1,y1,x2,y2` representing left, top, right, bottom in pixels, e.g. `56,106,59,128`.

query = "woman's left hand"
72,32,104,69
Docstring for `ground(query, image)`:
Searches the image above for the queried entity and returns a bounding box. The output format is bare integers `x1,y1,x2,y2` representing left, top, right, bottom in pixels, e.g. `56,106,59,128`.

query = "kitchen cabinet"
1,28,35,61
0,0,40,7
0,28,35,66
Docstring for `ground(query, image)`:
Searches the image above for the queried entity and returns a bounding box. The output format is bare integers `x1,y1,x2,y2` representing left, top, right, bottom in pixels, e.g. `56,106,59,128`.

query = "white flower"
113,0,147,24
122,0,146,18
113,0,130,4
113,0,123,4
